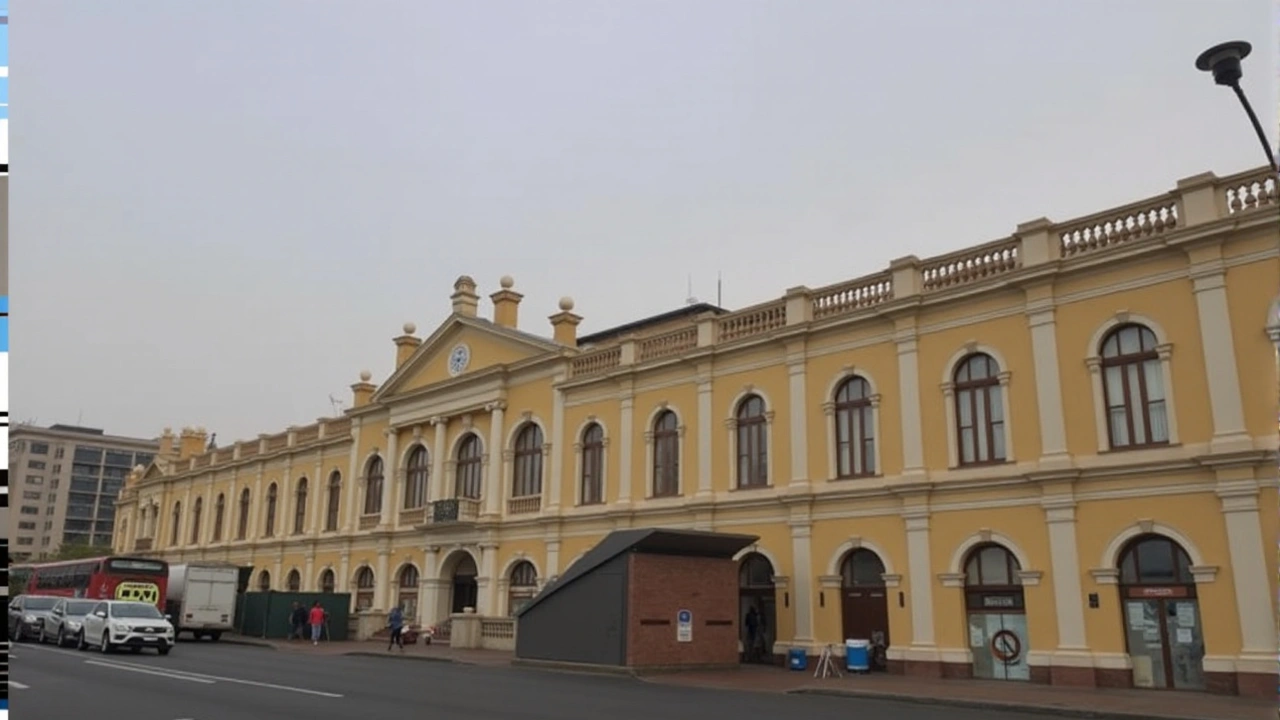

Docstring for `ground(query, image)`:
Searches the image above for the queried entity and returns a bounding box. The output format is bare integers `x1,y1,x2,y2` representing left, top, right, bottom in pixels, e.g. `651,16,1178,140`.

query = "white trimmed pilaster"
786,348,810,488
343,420,362,532
1043,500,1087,650
696,377,714,497
789,521,816,645
549,382,566,510
484,401,507,517
1027,306,1069,462
428,417,447,503
374,549,390,611
903,509,935,647
1218,484,1276,656
617,393,634,506
380,428,398,528
895,327,926,478
1191,264,1249,451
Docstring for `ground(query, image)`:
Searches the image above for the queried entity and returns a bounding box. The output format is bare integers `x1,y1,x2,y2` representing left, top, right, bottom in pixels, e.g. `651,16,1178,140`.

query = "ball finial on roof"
359,370,373,382
500,275,515,289
558,296,575,311
403,322,417,335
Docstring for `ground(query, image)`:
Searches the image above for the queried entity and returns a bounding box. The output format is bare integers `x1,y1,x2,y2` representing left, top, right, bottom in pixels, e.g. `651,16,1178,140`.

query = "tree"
45,541,106,561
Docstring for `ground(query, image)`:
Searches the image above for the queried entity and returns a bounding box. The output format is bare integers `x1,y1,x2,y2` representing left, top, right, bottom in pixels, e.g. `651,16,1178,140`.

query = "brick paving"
217,635,1273,720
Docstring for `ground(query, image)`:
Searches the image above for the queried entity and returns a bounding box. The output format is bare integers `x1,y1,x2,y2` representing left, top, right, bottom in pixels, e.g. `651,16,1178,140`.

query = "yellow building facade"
116,167,1278,696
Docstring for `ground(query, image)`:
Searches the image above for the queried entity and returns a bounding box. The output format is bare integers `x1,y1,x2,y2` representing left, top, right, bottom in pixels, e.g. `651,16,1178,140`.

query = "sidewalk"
217,634,512,666
216,636,1272,720
642,666,1276,720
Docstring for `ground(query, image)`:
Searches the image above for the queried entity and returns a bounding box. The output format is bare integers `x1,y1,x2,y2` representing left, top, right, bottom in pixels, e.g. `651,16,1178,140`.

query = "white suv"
77,600,176,655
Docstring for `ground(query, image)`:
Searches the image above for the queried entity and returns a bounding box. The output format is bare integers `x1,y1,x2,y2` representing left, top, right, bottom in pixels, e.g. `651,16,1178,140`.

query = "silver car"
7,595,61,642
40,598,99,647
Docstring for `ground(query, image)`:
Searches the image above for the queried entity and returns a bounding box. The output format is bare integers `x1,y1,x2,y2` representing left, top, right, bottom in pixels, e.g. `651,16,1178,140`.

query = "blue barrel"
787,647,808,671
845,639,870,672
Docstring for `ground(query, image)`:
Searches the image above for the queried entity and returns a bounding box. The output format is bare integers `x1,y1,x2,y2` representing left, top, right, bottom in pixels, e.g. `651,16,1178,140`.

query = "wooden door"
841,587,890,647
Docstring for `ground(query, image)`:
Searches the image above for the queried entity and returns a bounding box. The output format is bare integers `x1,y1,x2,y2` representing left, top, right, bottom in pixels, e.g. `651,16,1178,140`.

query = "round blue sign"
677,610,691,623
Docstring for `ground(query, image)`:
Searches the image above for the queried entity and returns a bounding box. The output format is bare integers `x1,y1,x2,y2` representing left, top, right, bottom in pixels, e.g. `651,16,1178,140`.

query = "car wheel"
158,646,171,656
209,631,222,642
38,627,48,644
100,632,112,654
56,628,66,647
76,630,88,651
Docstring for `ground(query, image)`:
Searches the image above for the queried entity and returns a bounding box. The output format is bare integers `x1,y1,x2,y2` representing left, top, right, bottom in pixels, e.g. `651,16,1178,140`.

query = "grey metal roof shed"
514,528,758,668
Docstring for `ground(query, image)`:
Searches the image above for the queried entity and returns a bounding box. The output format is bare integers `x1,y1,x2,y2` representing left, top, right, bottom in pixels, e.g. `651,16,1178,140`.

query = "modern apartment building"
117,165,1277,696
10,423,158,560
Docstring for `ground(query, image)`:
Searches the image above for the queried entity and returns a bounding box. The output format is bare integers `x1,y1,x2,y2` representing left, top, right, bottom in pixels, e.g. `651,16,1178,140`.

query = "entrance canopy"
515,528,757,618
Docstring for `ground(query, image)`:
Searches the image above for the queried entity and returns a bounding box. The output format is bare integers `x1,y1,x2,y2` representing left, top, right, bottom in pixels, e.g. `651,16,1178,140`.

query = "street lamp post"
1195,40,1279,174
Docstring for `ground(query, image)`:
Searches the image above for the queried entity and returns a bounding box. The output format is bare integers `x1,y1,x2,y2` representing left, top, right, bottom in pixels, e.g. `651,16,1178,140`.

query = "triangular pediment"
372,315,564,401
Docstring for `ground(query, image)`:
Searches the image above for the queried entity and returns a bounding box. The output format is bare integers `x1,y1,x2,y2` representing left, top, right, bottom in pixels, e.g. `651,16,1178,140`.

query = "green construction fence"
234,591,352,641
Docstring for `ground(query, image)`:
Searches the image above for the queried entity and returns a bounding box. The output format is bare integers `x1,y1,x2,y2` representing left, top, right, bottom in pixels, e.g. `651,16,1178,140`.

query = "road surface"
13,641,1065,720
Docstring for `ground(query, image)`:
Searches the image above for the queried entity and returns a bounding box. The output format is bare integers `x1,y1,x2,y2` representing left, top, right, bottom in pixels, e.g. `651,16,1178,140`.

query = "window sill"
952,459,1010,470
829,473,881,482
730,483,773,492
1098,441,1175,455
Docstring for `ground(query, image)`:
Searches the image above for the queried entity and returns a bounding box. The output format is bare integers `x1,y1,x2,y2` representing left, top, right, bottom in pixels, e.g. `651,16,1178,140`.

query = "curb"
511,658,641,678
789,688,1221,720
341,651,472,665
212,636,277,650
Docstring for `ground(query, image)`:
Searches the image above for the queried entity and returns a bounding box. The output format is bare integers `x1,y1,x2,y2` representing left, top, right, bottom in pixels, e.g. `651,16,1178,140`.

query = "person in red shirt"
308,602,327,645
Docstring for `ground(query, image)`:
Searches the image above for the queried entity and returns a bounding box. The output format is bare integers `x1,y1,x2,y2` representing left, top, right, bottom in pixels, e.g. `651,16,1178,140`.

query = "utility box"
515,528,756,671
235,591,351,641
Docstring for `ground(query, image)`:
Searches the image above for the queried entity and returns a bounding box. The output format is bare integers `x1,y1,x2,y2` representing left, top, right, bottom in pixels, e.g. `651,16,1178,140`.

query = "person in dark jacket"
290,602,308,641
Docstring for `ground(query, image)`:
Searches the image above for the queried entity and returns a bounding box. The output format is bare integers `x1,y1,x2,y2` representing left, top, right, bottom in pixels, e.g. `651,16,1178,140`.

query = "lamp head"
1195,40,1252,87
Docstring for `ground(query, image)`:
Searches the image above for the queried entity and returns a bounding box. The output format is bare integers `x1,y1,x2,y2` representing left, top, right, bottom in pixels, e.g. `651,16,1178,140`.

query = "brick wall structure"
625,553,739,668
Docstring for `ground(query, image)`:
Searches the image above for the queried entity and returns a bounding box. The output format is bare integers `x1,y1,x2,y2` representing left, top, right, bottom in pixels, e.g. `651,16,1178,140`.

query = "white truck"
166,562,239,641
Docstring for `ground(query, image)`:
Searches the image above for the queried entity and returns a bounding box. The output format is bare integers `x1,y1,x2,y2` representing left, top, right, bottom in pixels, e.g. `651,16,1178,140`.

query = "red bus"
10,556,169,610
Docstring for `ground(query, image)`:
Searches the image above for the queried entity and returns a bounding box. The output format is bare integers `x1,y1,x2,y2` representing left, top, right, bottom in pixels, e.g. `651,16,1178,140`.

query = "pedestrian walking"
308,601,326,646
387,604,405,652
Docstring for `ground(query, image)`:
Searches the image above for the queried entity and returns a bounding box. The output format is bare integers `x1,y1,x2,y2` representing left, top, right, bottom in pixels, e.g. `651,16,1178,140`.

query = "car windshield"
24,597,59,611
65,601,98,616
111,603,162,619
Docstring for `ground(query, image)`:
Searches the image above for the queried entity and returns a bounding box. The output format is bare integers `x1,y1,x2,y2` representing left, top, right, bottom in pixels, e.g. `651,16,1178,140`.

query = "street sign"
676,609,692,642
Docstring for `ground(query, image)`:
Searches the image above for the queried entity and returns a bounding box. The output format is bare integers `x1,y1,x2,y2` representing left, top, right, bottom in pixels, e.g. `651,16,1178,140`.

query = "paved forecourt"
13,641,1077,720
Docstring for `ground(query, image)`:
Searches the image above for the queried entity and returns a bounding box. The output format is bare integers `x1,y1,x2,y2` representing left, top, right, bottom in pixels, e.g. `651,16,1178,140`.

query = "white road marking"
10,681,29,689
89,658,344,698
84,661,215,684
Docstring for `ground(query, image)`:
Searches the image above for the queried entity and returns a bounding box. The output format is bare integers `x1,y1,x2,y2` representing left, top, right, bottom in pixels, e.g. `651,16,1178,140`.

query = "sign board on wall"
676,609,692,642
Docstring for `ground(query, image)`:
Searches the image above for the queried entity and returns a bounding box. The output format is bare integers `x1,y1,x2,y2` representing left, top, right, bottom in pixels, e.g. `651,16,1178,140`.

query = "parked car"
76,600,176,655
7,595,60,642
40,598,100,647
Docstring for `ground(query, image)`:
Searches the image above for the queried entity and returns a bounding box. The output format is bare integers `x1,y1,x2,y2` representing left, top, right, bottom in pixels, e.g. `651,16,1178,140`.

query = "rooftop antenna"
328,394,346,416
685,274,698,305
77,409,83,425
717,272,723,307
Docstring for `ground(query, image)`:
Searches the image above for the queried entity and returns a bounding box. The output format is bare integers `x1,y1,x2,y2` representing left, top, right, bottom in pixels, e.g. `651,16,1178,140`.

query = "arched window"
189,497,203,544
398,565,420,622
965,544,1021,588
212,493,225,542
455,434,483,500
237,489,251,540
170,502,182,546
257,570,271,592
735,395,768,488
286,569,301,592
739,553,774,590
325,471,341,531
834,376,875,477
652,410,680,497
954,353,1005,466
354,567,375,611
512,424,544,499
363,457,384,516
293,478,308,534
1100,324,1168,449
841,549,886,587
319,568,336,593
1118,534,1193,586
264,483,279,537
580,423,605,505
508,561,538,616
404,446,429,510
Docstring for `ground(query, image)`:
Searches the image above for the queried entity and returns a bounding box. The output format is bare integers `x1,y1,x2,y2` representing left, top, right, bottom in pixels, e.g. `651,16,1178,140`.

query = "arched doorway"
737,552,776,664
963,543,1029,681
507,561,538,616
450,554,479,614
354,567,375,611
286,569,301,592
1117,534,1204,691
257,570,271,592
839,549,890,670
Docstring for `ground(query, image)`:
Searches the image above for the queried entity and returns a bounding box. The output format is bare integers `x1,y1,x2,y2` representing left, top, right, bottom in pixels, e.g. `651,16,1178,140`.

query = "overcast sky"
13,0,1276,443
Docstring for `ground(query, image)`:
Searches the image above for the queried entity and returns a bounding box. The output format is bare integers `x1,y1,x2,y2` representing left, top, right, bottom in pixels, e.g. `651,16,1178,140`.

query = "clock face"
447,344,471,376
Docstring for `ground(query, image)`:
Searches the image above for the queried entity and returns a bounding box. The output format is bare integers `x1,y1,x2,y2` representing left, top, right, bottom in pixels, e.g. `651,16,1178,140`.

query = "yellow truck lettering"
115,582,160,605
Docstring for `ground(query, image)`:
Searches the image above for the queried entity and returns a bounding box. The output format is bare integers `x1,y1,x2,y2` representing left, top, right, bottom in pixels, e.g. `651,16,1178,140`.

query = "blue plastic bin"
787,647,808,671
845,639,870,672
